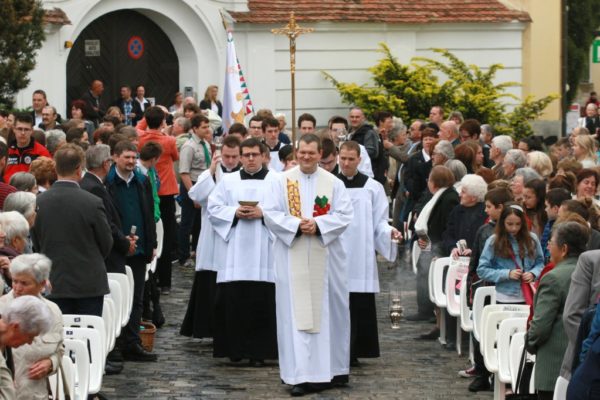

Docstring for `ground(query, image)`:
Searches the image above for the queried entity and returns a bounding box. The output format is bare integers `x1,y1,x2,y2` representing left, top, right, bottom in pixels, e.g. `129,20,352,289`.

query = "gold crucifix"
272,12,314,156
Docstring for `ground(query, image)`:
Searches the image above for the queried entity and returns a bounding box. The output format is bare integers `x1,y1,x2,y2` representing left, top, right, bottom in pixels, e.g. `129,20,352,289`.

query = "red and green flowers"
313,195,330,217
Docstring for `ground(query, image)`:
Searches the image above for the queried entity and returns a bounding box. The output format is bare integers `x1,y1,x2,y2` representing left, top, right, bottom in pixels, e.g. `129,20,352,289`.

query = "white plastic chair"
107,279,123,337
508,332,537,396
554,376,569,400
445,259,470,355
430,257,451,345
411,240,420,275
155,219,164,259
480,304,530,353
482,310,529,374
107,272,130,327
49,354,76,400
62,315,107,362
102,297,116,352
62,335,91,399
472,286,496,341
459,273,473,332
497,317,528,384
125,265,135,317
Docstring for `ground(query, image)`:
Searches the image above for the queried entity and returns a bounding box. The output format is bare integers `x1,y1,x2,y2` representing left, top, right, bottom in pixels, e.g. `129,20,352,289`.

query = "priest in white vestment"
263,134,354,396
180,136,242,339
336,141,401,364
207,137,279,365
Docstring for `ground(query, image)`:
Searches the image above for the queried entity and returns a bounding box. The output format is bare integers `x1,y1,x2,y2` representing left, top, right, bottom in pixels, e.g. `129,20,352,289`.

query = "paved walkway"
103,249,493,399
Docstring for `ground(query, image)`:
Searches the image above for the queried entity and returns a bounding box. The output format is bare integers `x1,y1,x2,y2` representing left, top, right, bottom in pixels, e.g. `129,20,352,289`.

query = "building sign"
594,39,600,63
128,36,144,60
85,40,100,57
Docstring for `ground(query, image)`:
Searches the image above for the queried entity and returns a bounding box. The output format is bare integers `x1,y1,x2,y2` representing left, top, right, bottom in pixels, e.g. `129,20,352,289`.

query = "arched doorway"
66,9,179,116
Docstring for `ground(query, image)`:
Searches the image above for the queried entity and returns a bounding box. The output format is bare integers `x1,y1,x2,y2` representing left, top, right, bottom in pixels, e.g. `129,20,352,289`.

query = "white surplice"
263,166,354,384
207,170,277,283
341,176,396,293
188,167,235,273
358,144,374,178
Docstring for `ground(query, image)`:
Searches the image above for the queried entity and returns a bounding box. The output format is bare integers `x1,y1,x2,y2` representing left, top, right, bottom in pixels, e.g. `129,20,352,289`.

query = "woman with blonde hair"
527,150,554,178
573,134,598,168
200,85,222,118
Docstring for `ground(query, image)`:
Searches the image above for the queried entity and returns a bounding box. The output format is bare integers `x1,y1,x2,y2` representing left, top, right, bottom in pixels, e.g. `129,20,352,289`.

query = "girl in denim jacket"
477,203,544,303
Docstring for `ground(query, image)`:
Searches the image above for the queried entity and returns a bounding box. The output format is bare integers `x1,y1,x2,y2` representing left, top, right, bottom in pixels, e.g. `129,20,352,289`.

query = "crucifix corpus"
271,12,314,157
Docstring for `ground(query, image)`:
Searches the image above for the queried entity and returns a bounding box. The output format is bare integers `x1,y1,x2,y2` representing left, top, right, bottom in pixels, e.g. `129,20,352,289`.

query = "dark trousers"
123,255,147,347
52,296,104,317
177,182,201,263
157,195,177,289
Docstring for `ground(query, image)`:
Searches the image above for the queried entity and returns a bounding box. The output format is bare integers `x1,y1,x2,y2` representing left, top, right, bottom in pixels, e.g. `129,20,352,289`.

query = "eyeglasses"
241,152,261,159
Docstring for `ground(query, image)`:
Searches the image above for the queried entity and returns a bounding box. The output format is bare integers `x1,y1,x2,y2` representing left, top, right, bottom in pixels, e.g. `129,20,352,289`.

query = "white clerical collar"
342,171,358,180
246,166,263,176
422,149,431,162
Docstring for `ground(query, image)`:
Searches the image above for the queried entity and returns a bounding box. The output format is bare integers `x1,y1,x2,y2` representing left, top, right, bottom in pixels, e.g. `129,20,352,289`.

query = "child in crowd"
454,188,514,391
541,188,572,262
522,178,547,238
477,203,544,305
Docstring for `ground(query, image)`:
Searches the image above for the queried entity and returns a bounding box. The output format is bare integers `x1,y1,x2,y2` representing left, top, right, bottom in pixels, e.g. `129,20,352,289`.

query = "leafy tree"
324,43,557,140
566,0,600,105
0,0,45,110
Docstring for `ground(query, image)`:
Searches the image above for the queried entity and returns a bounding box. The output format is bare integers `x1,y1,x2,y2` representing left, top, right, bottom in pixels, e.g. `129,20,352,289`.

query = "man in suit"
80,144,135,274
112,85,142,127
80,144,135,375
561,249,600,379
32,144,113,317
81,80,106,127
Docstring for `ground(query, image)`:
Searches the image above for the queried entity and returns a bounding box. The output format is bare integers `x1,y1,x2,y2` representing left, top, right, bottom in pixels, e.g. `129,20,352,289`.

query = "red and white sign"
127,36,144,60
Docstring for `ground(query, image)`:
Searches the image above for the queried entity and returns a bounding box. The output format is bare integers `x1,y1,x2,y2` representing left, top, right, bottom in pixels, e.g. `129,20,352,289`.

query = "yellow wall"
502,0,562,120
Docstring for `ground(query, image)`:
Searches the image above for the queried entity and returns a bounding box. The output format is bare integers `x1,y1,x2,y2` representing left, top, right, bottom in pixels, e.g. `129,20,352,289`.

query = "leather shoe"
122,343,157,362
153,307,166,328
405,313,431,322
414,328,440,340
104,360,123,375
468,376,491,392
290,384,307,397
107,348,123,363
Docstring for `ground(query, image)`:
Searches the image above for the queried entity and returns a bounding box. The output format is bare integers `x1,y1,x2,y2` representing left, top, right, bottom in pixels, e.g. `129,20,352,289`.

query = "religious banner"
222,30,254,134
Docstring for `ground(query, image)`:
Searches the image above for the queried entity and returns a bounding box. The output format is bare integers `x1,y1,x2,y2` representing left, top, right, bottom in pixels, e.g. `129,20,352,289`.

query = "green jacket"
527,257,578,391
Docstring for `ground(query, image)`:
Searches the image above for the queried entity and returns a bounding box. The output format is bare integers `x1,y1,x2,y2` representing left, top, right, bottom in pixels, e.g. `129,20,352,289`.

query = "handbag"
508,250,535,306
506,345,536,399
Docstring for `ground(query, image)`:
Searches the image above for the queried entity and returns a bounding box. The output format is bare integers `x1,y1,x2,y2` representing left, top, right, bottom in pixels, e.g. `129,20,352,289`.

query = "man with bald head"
438,120,460,146
81,79,106,127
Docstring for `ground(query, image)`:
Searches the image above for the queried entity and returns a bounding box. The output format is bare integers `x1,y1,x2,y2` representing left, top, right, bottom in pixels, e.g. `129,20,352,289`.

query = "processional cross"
272,12,314,156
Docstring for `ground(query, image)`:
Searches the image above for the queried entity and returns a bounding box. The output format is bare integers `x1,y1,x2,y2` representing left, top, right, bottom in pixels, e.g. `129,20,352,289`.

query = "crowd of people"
0,80,599,399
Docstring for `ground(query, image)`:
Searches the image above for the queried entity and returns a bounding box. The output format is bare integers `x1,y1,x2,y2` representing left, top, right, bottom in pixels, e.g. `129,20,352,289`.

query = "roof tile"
230,0,531,24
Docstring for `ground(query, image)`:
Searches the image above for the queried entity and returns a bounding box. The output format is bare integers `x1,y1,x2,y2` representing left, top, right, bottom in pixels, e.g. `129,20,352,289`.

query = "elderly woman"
527,151,554,179
440,174,488,349
28,157,57,193
502,149,528,180
4,192,37,254
8,172,38,194
511,167,542,203
408,166,459,330
432,140,454,166
0,212,30,259
0,254,63,400
0,294,53,399
445,159,467,192
44,130,66,155
527,222,590,400
490,135,514,179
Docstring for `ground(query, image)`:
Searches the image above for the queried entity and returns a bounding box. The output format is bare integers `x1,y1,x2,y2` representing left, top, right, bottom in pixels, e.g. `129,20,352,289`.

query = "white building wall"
235,22,525,127
18,1,525,127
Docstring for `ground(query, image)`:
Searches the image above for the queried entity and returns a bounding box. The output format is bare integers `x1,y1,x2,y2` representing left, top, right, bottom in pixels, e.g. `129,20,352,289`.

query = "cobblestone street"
103,249,493,399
